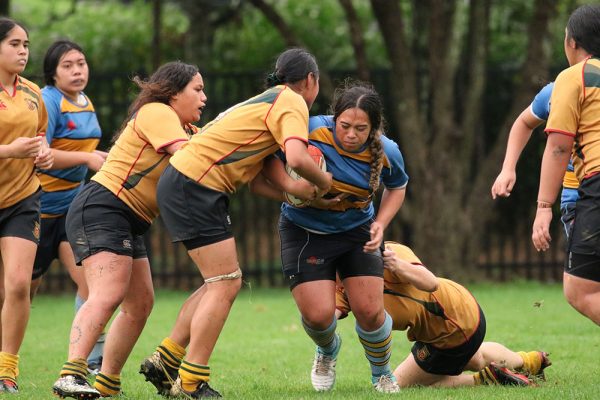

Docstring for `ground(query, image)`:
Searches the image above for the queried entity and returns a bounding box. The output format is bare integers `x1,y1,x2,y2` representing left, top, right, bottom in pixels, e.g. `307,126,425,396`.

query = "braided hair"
331,81,385,193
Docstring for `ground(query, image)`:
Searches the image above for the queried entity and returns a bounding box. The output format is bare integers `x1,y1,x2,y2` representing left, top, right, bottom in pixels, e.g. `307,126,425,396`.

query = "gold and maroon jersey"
336,241,481,349
0,76,47,208
170,85,309,193
92,102,193,222
546,57,600,181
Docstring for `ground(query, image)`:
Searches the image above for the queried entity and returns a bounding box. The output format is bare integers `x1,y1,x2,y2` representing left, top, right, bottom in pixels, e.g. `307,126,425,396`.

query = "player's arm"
532,132,572,251
0,137,42,159
248,172,286,201
364,187,406,252
284,138,332,195
492,106,544,199
162,140,187,155
383,247,438,292
49,149,105,171
249,156,317,202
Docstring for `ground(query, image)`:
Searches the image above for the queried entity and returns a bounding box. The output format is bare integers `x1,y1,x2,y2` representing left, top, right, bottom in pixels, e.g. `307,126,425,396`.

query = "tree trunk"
371,0,558,277
0,0,9,16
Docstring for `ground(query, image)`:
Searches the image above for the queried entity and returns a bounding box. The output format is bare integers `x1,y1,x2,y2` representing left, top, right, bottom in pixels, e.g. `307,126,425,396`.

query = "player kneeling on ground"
335,241,551,388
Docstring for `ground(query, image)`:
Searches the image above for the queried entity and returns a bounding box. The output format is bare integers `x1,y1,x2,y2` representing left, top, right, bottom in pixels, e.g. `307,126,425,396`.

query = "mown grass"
11,281,600,399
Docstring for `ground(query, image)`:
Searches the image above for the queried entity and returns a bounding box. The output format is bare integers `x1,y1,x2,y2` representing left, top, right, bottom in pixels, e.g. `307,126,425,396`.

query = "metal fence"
35,69,565,293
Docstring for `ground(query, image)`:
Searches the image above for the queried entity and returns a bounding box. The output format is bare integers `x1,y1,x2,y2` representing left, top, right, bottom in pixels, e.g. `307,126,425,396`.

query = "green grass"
12,282,600,399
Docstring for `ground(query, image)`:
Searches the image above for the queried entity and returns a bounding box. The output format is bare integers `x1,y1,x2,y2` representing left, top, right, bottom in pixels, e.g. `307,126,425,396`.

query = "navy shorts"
32,214,67,279
279,215,383,290
157,165,233,250
0,190,41,244
411,306,486,375
66,182,149,265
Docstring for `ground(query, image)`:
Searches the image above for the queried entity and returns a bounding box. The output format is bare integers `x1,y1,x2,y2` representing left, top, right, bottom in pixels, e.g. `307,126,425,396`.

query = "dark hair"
0,17,28,42
265,48,319,87
331,81,385,192
567,4,600,57
43,40,85,86
114,61,199,140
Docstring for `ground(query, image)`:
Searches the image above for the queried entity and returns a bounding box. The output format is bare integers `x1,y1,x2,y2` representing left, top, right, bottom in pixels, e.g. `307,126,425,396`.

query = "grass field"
10,281,600,399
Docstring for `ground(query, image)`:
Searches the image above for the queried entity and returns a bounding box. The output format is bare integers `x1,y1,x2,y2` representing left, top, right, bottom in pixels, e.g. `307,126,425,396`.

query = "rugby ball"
284,145,326,207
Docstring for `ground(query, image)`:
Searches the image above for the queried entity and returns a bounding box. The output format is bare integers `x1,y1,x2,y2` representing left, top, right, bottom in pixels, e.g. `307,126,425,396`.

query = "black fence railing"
33,68,564,293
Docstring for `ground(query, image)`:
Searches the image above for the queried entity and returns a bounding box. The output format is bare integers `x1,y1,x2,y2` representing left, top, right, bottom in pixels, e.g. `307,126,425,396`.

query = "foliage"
209,0,388,71
12,0,189,77
16,285,600,398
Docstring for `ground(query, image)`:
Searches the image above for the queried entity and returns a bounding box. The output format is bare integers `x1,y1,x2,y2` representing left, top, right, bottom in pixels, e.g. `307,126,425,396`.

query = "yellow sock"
179,360,209,392
157,337,186,371
0,352,19,383
518,351,542,375
60,358,88,378
94,372,121,396
472,367,496,385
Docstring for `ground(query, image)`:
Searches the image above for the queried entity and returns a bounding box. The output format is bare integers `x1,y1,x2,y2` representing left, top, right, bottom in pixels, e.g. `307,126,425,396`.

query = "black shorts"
66,182,149,265
157,165,233,250
279,215,383,290
565,252,600,282
565,174,600,281
0,190,41,244
32,214,67,279
411,306,486,376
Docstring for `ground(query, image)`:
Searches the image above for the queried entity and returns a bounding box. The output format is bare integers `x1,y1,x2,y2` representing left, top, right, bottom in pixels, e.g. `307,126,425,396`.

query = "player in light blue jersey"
492,81,578,236
33,40,106,373
267,82,408,393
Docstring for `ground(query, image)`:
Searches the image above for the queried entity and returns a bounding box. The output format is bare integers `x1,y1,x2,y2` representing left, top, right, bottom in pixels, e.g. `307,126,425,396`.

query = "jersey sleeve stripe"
544,128,576,137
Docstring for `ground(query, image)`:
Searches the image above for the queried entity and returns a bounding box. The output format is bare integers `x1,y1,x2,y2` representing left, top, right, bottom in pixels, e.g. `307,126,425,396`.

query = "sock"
60,358,88,378
157,337,186,372
302,317,340,356
179,360,209,392
356,312,393,380
0,352,19,383
94,372,121,396
517,351,542,375
473,366,498,385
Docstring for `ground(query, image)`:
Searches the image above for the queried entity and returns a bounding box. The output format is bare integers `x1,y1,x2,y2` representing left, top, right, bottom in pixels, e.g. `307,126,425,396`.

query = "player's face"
54,49,89,100
0,25,29,76
335,107,372,152
170,72,207,125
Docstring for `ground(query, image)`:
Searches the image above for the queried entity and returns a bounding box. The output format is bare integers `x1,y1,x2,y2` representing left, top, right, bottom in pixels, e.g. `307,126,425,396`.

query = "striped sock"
473,366,496,385
0,352,19,383
93,372,121,396
356,312,393,380
179,360,210,392
302,317,340,356
60,358,88,378
157,337,186,372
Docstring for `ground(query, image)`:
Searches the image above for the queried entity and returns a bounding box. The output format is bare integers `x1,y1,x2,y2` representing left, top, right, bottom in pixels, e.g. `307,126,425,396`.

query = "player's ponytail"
265,48,319,88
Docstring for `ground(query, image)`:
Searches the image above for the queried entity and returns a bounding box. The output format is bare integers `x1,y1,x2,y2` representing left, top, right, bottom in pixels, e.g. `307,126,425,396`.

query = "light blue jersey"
39,86,102,216
281,115,408,233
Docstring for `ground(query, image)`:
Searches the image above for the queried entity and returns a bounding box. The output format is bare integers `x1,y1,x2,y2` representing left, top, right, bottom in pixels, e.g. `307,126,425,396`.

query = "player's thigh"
0,236,37,290
83,251,133,305
59,241,87,293
394,353,445,387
